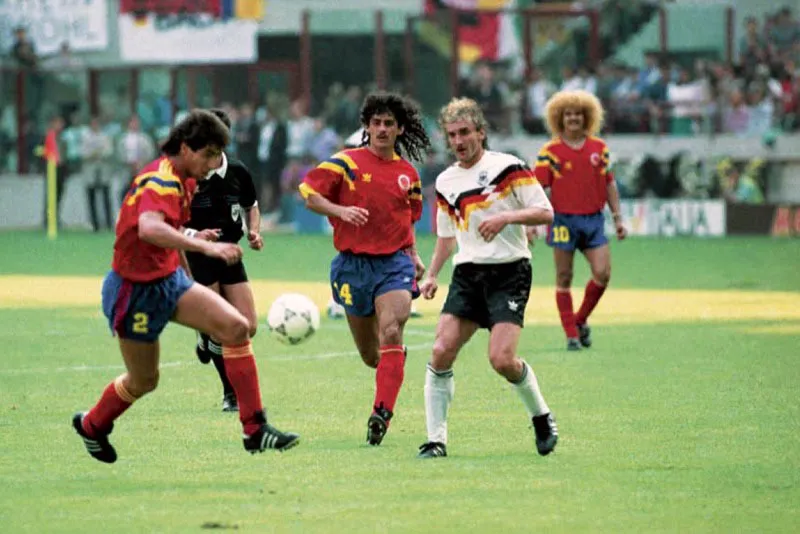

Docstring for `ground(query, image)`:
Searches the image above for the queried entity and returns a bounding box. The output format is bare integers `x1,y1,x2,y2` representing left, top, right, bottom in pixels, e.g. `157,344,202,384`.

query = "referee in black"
184,108,263,412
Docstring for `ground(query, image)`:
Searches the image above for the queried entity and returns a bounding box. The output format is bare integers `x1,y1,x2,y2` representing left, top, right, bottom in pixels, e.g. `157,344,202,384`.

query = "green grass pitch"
0,232,798,533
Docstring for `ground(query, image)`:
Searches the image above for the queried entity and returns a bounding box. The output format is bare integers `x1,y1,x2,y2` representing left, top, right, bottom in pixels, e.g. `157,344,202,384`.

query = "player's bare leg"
345,313,380,368
73,339,160,463
364,289,413,445
195,281,220,364
222,282,259,337
575,245,611,348
419,314,478,458
554,248,581,351
174,284,299,452
487,323,557,455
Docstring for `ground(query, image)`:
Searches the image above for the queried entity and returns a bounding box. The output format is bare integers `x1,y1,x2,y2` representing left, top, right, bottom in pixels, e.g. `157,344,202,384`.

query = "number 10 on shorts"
552,226,570,243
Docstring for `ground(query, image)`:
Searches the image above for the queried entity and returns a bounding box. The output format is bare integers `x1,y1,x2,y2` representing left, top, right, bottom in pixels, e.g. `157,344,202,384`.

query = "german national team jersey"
533,136,613,215
185,152,257,244
435,151,552,266
113,157,196,282
299,147,422,255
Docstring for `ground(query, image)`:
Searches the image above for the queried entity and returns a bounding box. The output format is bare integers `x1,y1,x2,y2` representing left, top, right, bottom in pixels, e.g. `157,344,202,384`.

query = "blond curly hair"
544,90,605,137
438,97,489,148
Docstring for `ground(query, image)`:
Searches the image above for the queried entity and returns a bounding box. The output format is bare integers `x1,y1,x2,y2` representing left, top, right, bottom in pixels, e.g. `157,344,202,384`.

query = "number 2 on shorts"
552,225,570,243
333,282,353,305
132,312,149,334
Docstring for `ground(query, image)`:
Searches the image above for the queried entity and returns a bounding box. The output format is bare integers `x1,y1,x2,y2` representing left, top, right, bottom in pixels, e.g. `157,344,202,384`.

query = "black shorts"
185,251,248,287
442,259,531,329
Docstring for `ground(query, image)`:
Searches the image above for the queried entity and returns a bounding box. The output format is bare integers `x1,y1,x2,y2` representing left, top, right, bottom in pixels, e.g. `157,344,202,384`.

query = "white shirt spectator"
286,116,314,159
667,79,709,118
117,129,155,169
258,120,277,162
526,79,556,119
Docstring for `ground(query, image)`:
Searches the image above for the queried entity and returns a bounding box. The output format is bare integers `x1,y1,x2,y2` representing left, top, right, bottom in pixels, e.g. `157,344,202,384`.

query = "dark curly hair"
209,108,232,129
359,92,431,162
160,109,230,156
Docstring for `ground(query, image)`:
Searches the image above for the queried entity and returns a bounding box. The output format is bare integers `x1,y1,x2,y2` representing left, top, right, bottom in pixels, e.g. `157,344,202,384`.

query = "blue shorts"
101,267,194,342
330,251,419,317
547,212,608,252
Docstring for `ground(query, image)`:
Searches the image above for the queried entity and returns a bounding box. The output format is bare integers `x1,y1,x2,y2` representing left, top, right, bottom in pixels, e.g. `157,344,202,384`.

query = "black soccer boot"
242,410,300,453
72,412,117,464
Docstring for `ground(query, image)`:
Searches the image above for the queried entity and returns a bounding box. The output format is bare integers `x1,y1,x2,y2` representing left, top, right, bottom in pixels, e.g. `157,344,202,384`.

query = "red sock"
576,279,607,325
223,342,264,436
373,345,405,420
83,377,135,437
555,290,579,338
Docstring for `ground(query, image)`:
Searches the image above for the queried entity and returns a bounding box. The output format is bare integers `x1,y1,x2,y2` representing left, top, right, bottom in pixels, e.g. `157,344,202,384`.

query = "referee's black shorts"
442,258,531,329
185,251,248,287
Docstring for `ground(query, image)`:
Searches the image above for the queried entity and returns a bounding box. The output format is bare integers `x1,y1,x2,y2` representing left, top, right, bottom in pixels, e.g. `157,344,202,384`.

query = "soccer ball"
266,293,320,345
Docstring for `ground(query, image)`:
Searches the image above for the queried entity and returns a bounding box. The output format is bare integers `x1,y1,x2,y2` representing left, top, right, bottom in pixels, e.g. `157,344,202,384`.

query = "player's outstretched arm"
420,237,456,299
304,193,369,226
139,211,242,264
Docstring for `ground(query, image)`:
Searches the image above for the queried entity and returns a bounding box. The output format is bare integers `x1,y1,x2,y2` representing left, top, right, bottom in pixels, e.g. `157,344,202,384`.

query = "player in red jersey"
533,90,627,351
72,110,299,463
299,92,432,446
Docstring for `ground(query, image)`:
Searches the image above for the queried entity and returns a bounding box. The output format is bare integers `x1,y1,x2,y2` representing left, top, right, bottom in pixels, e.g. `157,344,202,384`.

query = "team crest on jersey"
590,153,601,167
477,170,489,186
397,174,411,191
231,203,242,222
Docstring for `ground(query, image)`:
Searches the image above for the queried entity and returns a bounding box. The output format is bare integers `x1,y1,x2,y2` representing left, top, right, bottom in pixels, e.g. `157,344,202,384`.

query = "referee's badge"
478,170,488,186
398,174,411,191
590,153,601,167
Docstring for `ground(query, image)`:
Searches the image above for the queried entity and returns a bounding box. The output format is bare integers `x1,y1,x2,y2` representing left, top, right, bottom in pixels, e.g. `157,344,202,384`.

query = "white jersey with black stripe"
435,151,552,266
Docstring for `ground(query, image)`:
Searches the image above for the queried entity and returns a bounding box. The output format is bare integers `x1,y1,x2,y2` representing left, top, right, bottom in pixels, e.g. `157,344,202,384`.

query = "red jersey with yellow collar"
533,136,613,215
300,147,422,255
113,157,196,282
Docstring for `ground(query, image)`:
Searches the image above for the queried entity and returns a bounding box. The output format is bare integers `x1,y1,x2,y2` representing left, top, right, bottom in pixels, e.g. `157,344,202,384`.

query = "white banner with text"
118,11,257,64
0,0,108,56
606,199,726,237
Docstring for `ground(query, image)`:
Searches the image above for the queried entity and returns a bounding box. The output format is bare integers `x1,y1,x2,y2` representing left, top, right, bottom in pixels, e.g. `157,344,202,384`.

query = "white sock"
512,360,550,417
424,363,454,444
208,338,223,356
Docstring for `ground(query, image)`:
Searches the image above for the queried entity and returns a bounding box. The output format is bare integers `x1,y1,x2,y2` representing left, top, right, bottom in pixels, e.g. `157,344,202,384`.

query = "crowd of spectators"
514,7,799,138
1,3,795,226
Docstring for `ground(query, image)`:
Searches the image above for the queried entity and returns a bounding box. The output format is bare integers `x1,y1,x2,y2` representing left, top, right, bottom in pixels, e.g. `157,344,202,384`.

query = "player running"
185,108,262,413
299,91,432,446
416,97,558,459
72,110,299,464
532,90,627,351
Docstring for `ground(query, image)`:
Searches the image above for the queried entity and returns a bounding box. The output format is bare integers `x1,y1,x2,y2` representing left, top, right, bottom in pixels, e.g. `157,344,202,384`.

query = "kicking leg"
213,280,259,411
173,284,299,452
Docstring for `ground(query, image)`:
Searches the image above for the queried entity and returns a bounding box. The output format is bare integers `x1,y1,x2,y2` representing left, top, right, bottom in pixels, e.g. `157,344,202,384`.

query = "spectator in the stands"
522,66,556,135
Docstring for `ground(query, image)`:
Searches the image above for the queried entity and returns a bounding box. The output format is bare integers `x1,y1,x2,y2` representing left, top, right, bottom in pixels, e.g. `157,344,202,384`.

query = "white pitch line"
0,343,433,375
